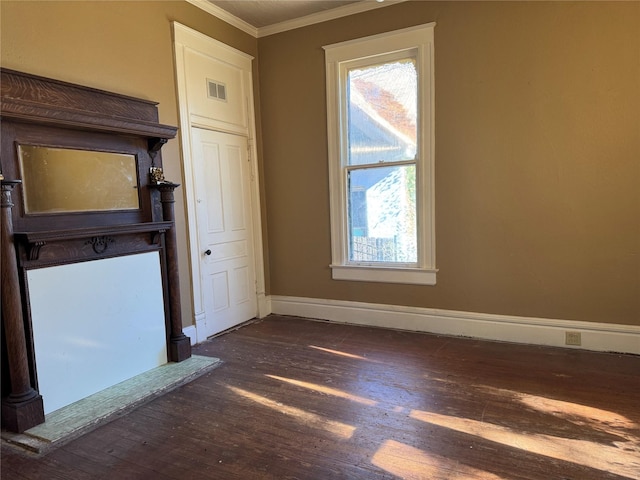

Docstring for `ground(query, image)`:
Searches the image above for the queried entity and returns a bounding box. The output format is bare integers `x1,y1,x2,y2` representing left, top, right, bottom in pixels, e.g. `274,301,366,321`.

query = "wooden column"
151,182,191,362
1,180,45,432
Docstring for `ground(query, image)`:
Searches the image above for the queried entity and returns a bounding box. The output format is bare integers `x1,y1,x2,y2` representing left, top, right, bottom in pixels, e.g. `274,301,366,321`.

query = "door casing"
173,22,267,343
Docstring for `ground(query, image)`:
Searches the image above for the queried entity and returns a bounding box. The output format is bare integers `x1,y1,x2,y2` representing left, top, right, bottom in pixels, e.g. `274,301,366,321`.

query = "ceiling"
194,0,401,37
207,1,362,29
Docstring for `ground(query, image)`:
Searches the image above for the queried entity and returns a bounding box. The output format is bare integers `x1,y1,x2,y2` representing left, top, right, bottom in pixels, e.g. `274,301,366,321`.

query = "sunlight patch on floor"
410,409,640,479
266,374,378,406
477,385,636,428
226,385,356,439
475,384,640,447
371,439,507,480
309,345,380,362
516,392,637,434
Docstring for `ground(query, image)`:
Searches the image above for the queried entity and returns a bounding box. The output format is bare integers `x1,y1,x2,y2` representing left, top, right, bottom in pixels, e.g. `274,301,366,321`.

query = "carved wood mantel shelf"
0,69,177,139
1,68,190,433
14,222,173,263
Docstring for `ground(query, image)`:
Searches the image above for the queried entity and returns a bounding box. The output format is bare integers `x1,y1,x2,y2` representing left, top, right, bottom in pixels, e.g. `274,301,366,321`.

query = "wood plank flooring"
2,315,639,479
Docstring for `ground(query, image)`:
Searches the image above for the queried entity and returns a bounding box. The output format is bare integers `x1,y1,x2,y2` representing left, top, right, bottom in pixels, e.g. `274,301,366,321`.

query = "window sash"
346,161,418,266
346,57,418,167
324,23,436,285
342,54,420,268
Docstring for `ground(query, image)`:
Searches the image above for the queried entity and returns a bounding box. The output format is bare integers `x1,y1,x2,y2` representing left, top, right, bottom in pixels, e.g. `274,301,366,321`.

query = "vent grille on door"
207,79,227,102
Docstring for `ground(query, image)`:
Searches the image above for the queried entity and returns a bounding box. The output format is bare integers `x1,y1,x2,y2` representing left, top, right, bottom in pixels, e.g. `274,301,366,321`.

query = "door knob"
204,249,212,256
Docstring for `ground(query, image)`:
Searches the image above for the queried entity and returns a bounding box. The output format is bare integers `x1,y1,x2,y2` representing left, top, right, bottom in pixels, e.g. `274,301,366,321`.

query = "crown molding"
186,0,407,39
257,0,408,38
185,0,258,38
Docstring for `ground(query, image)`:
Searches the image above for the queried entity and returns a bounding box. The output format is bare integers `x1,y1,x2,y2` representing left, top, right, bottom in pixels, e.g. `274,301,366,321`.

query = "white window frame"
324,23,437,285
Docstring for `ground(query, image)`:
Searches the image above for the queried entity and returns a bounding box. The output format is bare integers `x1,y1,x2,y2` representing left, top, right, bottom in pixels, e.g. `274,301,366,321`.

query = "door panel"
184,48,248,132
202,143,224,233
193,127,257,336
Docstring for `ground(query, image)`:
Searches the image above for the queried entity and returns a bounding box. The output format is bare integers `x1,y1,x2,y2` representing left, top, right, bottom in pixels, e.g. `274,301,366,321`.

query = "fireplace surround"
1,69,191,432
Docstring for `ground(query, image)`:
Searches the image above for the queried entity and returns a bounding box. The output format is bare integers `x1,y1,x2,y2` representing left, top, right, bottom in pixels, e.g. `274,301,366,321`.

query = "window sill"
330,264,437,285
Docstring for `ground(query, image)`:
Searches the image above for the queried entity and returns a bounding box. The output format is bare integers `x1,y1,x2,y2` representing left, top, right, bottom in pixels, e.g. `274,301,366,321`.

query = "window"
324,24,436,285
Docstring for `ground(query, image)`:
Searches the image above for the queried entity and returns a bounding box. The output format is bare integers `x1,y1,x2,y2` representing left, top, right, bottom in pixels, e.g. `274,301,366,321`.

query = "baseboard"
269,295,640,355
183,325,197,346
258,292,271,318
194,312,208,344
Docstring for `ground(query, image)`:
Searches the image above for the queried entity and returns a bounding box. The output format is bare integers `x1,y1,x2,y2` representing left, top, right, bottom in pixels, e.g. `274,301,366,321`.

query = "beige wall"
3,1,638,328
0,0,261,327
258,1,640,325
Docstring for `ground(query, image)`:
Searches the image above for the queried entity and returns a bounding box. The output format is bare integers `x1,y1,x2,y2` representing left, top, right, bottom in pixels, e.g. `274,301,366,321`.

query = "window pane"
348,164,416,263
348,60,417,166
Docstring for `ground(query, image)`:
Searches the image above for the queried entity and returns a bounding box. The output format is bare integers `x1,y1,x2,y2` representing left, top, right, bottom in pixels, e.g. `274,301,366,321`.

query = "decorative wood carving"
148,138,168,161
0,68,190,433
13,222,172,265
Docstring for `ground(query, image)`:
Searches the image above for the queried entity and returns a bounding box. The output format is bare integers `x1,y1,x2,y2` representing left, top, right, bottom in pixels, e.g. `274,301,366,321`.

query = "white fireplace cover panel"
27,252,168,414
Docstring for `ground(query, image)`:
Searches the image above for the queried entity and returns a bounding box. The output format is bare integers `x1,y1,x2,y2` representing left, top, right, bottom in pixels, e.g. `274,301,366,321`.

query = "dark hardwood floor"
2,315,639,479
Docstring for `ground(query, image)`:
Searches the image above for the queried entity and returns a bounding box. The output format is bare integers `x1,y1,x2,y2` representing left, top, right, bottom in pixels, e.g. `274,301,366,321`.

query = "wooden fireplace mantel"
0,68,177,139
1,68,190,433
14,221,173,264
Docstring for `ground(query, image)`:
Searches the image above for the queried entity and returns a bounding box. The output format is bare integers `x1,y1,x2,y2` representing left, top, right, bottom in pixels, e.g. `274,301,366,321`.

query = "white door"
173,22,266,343
192,127,257,337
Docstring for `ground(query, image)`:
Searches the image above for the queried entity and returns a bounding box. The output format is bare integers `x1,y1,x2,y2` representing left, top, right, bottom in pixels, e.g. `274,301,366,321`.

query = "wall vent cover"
207,79,227,102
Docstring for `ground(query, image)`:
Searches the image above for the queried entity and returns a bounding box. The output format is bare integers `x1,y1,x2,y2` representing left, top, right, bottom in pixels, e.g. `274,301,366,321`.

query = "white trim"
186,0,407,39
323,22,436,54
264,294,273,317
172,22,266,343
270,295,640,355
257,292,271,319
324,23,436,285
174,21,255,62
185,0,258,38
258,0,408,38
331,265,437,285
173,25,203,320
194,311,207,343
183,325,197,346
245,78,268,320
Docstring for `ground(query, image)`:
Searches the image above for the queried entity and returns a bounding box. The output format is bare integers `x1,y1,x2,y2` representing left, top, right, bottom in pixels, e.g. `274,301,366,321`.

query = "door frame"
172,22,267,343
